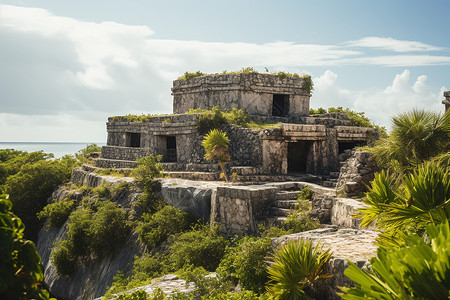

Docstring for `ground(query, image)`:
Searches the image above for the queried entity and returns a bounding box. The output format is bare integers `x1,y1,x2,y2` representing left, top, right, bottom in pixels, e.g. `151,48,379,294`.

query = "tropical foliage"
0,194,54,300
266,240,332,299
202,129,231,182
340,222,450,299
358,162,450,242
369,109,450,172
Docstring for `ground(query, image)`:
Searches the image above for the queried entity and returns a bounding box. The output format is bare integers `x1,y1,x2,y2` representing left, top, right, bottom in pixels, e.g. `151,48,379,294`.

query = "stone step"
273,200,299,209
270,207,291,217
258,216,287,227
164,171,219,181
95,158,138,169
322,181,336,188
275,191,301,200
329,171,340,178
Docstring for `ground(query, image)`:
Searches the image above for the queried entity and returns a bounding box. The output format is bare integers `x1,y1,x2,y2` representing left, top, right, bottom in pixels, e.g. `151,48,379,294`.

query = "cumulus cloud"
0,4,448,141
312,70,445,130
346,37,443,52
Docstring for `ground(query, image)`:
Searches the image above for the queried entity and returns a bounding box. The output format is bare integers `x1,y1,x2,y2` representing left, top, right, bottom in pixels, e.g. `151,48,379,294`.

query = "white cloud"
0,4,448,141
346,37,443,52
312,70,445,130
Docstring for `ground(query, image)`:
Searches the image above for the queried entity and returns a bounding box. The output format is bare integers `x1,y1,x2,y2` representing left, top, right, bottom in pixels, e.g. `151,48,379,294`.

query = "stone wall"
211,185,277,236
443,91,450,112
171,73,311,116
336,151,379,197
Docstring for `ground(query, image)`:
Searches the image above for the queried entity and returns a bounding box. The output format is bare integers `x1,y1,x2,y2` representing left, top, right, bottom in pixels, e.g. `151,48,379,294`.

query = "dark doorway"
272,94,289,117
288,141,310,173
126,133,141,147
338,141,365,154
165,136,177,162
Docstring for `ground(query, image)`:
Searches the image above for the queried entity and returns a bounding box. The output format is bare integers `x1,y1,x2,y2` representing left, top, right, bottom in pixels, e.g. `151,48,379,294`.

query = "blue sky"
0,0,449,141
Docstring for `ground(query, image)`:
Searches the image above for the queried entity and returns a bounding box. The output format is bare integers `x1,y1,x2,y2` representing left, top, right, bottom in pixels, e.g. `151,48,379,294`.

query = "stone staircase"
260,187,306,227
322,171,340,188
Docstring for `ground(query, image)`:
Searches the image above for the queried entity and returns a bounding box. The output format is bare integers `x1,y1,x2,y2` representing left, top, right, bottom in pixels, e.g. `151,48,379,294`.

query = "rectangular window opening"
126,133,141,148
272,94,289,117
165,136,177,162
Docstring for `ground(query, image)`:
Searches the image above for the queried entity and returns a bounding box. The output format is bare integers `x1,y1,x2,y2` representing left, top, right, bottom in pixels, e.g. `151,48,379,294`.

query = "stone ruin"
443,91,450,112
96,73,378,181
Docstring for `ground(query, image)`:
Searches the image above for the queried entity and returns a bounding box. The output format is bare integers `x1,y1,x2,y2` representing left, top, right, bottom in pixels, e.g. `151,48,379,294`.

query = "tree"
0,194,54,299
202,129,231,182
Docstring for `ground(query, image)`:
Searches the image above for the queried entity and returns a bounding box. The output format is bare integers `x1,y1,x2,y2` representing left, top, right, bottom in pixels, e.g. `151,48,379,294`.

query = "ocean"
0,142,106,158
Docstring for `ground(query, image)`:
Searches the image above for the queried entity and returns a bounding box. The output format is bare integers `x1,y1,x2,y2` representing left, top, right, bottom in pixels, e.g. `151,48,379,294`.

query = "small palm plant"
202,129,231,182
371,109,450,172
266,239,332,299
340,222,450,299
358,162,450,238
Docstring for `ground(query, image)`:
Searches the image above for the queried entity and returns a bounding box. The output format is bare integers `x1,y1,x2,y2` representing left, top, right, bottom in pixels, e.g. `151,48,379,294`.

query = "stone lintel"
336,133,370,140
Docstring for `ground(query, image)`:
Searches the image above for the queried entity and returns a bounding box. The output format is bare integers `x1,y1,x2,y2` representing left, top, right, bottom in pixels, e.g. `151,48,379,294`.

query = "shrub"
38,200,76,228
0,195,53,299
90,201,130,256
217,237,272,294
203,290,266,300
51,240,77,277
168,226,228,271
176,265,227,297
92,184,111,199
52,201,130,276
266,240,332,299
131,155,164,214
75,143,101,164
195,106,228,134
136,206,196,248
66,208,93,258
340,222,450,299
283,193,320,233
6,157,76,240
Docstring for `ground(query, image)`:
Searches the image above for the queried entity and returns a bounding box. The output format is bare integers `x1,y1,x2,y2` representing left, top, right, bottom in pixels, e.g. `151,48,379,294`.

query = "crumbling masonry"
96,73,377,178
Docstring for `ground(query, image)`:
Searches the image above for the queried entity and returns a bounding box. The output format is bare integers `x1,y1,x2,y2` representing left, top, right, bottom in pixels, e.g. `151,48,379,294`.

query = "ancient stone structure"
172,73,311,117
98,73,377,177
443,91,450,112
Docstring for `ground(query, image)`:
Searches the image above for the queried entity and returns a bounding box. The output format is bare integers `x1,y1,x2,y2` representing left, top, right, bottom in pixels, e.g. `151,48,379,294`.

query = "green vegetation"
110,113,169,123
202,129,231,182
340,109,450,299
37,199,76,228
93,167,131,177
358,162,450,242
131,155,165,214
0,194,54,300
310,106,388,138
51,200,130,276
75,143,101,164
341,222,450,299
176,68,313,94
136,206,196,248
217,237,272,294
168,225,228,271
266,240,332,299
367,109,450,172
